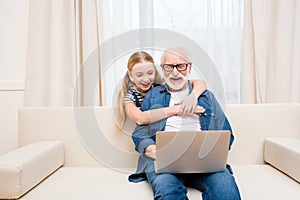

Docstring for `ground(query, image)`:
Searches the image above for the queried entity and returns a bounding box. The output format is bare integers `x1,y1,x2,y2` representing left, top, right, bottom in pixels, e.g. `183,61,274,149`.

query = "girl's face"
128,61,156,93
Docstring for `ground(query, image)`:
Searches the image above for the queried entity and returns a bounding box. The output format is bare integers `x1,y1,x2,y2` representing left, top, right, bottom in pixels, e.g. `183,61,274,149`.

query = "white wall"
0,0,28,154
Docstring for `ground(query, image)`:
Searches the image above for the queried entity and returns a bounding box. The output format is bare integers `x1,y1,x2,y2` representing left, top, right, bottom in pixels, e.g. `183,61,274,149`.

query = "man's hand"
145,144,156,160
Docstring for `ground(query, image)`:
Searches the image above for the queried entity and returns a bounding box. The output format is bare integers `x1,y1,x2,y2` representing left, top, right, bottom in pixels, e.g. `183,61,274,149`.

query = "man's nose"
171,67,180,76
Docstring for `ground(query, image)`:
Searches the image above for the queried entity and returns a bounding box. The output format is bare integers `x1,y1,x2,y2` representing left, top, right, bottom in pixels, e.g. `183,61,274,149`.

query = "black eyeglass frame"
161,63,189,72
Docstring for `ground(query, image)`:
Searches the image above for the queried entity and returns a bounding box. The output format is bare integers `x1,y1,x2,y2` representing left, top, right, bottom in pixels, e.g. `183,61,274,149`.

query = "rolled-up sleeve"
132,124,156,153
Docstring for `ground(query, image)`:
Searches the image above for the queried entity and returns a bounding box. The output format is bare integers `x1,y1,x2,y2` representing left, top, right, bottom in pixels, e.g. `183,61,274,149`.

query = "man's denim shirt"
129,82,234,183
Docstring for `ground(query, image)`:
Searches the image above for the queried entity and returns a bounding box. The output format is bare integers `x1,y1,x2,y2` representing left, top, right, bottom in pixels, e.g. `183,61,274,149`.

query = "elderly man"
129,48,241,200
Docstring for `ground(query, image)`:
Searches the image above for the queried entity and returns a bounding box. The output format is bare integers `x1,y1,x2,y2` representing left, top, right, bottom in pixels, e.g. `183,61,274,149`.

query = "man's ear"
188,62,192,73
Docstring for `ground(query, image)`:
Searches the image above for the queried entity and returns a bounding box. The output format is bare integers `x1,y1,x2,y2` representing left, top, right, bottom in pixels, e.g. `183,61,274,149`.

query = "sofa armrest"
0,141,64,199
264,138,300,183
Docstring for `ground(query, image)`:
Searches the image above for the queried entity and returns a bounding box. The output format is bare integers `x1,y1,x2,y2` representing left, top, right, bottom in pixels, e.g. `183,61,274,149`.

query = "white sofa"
1,104,300,200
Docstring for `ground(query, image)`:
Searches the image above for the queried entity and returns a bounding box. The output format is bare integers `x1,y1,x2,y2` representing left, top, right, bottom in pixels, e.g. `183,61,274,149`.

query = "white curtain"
242,0,300,103
24,0,102,106
100,0,244,105
24,0,244,106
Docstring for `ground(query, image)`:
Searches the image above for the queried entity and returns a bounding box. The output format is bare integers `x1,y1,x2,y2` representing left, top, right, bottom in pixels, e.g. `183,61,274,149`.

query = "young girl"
117,51,206,128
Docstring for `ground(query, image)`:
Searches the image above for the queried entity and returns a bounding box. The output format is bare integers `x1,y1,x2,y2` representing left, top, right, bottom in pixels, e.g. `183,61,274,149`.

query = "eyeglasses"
162,63,189,72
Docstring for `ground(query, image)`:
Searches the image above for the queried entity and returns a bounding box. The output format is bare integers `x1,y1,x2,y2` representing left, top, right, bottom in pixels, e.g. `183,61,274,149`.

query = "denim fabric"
128,82,241,199
141,158,240,200
129,156,241,200
146,161,188,200
132,83,234,155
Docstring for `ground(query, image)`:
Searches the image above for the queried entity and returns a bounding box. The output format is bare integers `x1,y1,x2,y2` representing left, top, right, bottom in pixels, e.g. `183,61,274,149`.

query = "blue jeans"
145,161,241,200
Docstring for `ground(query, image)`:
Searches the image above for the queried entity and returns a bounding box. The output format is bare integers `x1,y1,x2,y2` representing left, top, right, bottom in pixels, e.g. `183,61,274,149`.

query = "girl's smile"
129,62,156,93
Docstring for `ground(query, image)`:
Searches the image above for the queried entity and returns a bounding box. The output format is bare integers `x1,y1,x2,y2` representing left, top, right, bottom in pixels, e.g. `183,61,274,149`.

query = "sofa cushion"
231,165,300,200
264,138,300,183
19,167,201,200
0,141,64,199
19,165,300,200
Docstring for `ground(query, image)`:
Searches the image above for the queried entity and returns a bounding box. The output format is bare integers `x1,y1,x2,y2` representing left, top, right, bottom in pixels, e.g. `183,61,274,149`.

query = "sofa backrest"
225,104,300,165
18,104,300,170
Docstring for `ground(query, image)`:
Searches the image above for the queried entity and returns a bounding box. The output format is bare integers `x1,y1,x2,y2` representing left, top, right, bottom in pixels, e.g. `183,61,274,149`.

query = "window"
99,0,244,105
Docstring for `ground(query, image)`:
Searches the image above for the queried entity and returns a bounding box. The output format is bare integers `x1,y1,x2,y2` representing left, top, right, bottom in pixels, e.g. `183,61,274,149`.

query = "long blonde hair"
116,51,163,129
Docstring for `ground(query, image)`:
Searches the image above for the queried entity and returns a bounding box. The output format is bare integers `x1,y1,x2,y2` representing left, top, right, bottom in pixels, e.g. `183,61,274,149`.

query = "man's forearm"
132,125,156,153
137,138,156,153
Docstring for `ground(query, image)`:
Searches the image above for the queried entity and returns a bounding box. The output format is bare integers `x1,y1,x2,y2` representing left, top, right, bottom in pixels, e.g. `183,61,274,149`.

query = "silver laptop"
154,130,230,174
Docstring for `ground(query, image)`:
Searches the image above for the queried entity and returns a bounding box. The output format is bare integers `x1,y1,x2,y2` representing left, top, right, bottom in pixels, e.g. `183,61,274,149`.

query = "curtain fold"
24,0,102,106
242,0,300,103
74,0,102,106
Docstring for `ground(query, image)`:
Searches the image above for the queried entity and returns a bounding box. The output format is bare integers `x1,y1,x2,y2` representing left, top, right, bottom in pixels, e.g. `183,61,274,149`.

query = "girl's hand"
174,103,205,117
180,92,197,116
194,105,206,114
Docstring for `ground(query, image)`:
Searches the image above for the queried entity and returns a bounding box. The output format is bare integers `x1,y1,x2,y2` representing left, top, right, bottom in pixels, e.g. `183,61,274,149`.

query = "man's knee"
151,174,179,188
150,174,188,200
206,171,241,200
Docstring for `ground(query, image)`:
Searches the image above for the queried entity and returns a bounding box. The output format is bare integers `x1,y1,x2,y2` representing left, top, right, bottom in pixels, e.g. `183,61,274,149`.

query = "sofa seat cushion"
0,141,64,199
20,167,201,200
233,165,300,200
20,165,300,200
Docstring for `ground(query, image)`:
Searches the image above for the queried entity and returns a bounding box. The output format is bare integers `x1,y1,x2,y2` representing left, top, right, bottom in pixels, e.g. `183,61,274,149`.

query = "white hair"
161,47,191,64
